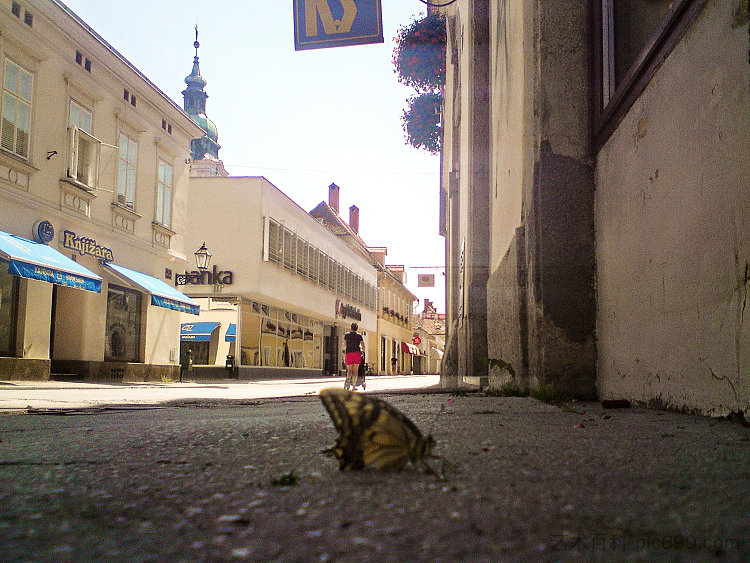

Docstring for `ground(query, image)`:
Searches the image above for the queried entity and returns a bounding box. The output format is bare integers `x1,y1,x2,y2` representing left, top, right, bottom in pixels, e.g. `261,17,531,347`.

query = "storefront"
0,229,102,380
181,295,374,380
0,225,199,381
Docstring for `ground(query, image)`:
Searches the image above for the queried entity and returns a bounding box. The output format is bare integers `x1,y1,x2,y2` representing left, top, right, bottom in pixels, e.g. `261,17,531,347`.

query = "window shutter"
67,125,78,180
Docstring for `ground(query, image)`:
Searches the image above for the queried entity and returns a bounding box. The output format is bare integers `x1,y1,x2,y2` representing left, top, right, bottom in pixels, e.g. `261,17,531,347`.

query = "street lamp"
194,242,212,272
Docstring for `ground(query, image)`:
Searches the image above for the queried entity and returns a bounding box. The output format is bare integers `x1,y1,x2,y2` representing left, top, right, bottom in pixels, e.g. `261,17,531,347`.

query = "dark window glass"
11,2,21,17
130,95,136,107
0,266,18,356
84,58,91,72
76,51,83,65
23,10,32,26
612,0,672,87
105,285,141,362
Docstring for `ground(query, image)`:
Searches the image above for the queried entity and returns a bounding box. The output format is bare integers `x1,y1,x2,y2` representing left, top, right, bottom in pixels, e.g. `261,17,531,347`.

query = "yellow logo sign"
305,0,358,36
293,0,384,51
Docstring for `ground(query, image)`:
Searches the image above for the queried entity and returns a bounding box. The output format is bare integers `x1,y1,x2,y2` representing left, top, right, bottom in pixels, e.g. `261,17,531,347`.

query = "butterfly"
319,387,439,474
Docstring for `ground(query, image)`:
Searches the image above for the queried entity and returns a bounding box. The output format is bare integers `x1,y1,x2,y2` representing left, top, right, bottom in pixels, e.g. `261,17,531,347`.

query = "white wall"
596,0,750,415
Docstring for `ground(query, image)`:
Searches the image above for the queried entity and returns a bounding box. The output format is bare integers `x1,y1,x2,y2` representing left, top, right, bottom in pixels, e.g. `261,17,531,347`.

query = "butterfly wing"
319,388,372,470
360,398,432,469
319,388,433,471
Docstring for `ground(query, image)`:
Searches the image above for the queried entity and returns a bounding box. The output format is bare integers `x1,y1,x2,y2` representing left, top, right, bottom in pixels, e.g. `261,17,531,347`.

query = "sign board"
293,0,384,51
417,273,435,287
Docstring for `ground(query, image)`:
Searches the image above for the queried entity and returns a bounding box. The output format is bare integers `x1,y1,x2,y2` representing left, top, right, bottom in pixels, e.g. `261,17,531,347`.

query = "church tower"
182,28,228,177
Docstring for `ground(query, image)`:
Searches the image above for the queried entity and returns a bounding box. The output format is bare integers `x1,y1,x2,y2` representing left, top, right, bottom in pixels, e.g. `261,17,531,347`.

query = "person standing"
343,323,365,391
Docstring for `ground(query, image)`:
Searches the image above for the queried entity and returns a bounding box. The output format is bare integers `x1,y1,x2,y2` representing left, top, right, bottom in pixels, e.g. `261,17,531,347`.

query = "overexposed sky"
61,0,446,313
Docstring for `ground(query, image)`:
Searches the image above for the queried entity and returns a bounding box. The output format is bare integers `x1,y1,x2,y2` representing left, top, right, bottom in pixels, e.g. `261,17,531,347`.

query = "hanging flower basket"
392,13,446,92
402,92,443,154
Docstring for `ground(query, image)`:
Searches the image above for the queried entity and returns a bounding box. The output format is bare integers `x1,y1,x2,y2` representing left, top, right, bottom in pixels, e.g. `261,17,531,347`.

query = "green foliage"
392,13,446,92
402,92,443,154
530,384,572,405
393,13,446,154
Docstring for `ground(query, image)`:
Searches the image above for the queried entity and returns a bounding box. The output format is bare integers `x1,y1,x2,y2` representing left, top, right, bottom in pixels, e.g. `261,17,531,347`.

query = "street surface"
0,386,748,562
0,374,439,412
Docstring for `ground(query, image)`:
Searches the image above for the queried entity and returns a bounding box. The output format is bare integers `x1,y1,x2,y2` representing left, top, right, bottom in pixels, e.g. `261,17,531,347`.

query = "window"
1,59,33,159
155,159,173,227
105,285,141,362
596,0,705,145
117,133,137,209
11,2,20,17
68,100,100,188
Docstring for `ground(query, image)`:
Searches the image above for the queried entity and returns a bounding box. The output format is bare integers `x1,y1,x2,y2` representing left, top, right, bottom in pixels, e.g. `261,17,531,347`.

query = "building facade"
440,0,749,415
182,176,378,379
0,0,202,380
310,183,419,375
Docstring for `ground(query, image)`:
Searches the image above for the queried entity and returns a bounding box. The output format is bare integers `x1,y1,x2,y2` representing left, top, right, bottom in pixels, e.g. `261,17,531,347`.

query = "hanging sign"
293,0,384,51
417,273,435,287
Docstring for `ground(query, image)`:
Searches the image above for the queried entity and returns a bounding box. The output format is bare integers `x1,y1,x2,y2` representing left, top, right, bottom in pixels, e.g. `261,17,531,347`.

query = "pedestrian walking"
180,348,192,382
343,323,365,391
391,356,398,374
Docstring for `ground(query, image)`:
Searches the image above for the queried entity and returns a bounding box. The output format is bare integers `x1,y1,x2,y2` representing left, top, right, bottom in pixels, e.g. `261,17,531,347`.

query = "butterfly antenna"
426,402,446,437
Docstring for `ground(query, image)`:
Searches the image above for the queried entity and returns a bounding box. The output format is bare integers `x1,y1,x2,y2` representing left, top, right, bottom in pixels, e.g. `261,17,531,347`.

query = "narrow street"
0,374,439,412
0,391,748,562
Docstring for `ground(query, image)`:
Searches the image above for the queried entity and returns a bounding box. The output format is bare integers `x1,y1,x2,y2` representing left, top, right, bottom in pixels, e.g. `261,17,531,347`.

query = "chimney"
367,247,387,266
349,205,359,234
387,265,405,284
328,183,340,214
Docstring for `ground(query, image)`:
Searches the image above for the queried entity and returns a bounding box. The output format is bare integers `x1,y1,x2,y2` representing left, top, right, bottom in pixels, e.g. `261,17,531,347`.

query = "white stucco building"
181,176,378,379
0,0,202,381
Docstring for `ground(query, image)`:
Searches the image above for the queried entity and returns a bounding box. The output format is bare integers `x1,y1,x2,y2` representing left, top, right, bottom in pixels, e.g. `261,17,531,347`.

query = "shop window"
596,0,705,145
241,312,261,366
105,285,141,362
117,132,137,209
0,268,19,357
1,58,33,159
155,159,173,227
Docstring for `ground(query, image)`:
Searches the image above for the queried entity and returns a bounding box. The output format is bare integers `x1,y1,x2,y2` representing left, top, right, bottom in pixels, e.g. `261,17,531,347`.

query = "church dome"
194,113,218,142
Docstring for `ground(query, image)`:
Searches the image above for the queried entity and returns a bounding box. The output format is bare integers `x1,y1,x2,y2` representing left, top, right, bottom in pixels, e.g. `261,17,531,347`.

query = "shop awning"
225,323,236,342
401,342,421,355
105,263,200,315
181,322,220,341
0,230,101,292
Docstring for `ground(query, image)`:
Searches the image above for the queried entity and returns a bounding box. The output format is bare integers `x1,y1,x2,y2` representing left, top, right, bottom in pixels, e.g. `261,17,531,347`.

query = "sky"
61,0,446,314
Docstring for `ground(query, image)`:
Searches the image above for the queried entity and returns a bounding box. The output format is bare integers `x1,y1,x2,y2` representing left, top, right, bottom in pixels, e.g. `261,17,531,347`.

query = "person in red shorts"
343,323,365,391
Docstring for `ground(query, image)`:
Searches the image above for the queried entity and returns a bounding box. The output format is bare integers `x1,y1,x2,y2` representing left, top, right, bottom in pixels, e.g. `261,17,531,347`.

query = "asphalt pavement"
0,387,748,562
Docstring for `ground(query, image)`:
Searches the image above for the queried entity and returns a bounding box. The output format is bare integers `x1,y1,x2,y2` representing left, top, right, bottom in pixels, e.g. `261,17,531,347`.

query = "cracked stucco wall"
596,0,750,415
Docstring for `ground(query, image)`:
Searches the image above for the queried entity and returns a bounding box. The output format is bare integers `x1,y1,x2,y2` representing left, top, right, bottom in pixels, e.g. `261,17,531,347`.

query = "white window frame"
116,132,137,209
156,159,173,227
67,100,100,189
1,58,33,159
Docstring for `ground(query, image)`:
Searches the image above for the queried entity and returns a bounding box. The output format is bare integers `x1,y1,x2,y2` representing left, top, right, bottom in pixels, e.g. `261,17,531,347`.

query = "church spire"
182,26,222,163
183,26,207,115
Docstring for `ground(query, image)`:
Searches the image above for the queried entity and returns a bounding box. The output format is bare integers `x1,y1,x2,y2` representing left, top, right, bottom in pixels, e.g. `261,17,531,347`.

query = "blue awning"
0,230,101,292
105,263,200,315
225,323,236,342
181,321,220,341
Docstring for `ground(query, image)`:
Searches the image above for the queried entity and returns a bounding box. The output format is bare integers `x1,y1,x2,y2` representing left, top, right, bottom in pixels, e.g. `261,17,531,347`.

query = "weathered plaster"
596,0,750,416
